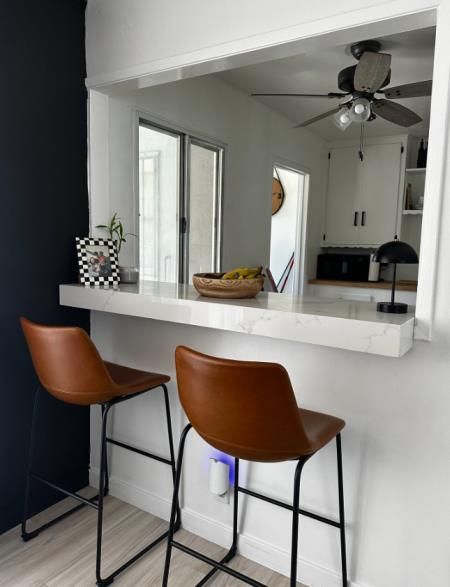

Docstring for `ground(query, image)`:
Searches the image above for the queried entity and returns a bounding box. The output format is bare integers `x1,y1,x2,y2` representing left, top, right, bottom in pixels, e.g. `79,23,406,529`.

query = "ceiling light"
349,98,371,122
333,108,352,131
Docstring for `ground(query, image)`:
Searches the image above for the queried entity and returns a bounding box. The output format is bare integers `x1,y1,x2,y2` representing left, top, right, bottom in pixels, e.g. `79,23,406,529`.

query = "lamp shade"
333,108,352,131
349,98,371,122
373,240,418,264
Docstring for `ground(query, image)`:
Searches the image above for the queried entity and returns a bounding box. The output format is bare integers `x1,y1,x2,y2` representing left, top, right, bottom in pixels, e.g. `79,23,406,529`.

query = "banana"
222,266,263,280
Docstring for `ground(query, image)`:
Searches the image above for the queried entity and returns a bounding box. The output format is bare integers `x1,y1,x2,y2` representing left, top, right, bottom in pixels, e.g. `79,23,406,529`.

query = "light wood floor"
0,492,306,586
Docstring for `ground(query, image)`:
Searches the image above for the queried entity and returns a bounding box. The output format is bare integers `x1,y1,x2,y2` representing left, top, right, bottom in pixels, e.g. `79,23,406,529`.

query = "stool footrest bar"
22,492,100,541
105,437,173,466
195,545,237,587
30,474,99,509
238,486,341,528
98,529,170,585
171,540,266,587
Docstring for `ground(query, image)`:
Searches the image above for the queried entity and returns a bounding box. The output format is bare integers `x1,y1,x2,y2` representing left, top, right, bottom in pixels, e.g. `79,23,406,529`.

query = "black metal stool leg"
101,404,110,497
20,382,179,584
21,386,41,541
162,423,192,587
96,402,113,586
336,434,348,587
162,384,181,527
290,459,306,587
194,457,240,587
162,433,346,587
232,458,239,553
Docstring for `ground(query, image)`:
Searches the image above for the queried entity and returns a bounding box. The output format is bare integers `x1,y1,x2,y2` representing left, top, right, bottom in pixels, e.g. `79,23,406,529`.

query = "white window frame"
137,114,224,284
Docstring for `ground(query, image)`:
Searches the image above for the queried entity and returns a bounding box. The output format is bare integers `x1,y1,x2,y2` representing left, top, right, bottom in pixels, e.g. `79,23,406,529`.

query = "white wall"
91,310,450,587
90,76,327,277
86,0,384,80
86,2,450,587
85,0,437,88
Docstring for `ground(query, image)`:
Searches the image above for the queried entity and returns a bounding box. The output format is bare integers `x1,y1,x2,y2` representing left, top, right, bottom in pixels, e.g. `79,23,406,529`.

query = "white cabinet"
323,147,360,245
323,142,404,247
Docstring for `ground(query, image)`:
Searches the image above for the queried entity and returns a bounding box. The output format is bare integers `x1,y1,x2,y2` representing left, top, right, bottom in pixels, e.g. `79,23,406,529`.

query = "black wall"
0,1,90,533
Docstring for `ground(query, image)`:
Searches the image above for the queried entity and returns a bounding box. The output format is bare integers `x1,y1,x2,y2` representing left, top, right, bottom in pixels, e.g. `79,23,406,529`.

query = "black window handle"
361,211,366,226
353,211,359,226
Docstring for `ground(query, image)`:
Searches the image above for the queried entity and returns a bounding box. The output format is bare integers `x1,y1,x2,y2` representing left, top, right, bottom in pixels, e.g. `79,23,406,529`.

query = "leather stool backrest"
21,317,114,404
175,346,311,462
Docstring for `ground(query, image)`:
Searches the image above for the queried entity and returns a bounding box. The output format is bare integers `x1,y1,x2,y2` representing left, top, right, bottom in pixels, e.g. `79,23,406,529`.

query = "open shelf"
405,168,426,174
402,209,423,215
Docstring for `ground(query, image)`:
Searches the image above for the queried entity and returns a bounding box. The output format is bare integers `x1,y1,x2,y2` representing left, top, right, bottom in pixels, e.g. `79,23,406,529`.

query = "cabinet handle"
353,211,359,226
361,211,366,226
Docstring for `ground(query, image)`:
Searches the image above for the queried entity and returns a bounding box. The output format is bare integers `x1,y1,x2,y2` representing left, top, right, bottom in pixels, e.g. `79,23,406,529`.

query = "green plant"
96,212,136,256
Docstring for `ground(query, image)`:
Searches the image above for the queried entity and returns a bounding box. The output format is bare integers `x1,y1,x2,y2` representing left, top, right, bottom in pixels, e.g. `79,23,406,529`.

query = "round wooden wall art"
272,177,285,215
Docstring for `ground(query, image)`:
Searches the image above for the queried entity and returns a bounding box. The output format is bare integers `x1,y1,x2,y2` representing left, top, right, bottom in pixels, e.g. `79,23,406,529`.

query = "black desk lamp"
373,239,418,313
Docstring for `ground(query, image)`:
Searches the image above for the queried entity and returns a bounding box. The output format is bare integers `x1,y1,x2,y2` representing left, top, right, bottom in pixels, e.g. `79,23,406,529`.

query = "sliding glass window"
184,138,223,283
139,120,223,283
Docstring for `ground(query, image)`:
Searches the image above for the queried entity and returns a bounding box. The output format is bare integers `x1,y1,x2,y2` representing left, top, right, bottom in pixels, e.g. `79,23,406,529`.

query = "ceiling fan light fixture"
257,39,430,130
349,97,372,122
333,108,352,131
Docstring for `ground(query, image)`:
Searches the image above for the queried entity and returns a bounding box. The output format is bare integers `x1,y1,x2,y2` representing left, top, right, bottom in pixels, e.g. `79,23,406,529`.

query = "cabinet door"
323,147,361,246
357,143,402,246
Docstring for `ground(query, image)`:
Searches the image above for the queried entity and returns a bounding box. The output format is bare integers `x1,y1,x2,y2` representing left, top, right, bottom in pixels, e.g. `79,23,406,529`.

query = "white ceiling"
218,27,436,141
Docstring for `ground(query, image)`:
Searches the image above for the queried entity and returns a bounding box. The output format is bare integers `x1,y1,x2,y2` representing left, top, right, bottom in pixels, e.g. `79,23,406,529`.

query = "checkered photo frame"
76,237,119,286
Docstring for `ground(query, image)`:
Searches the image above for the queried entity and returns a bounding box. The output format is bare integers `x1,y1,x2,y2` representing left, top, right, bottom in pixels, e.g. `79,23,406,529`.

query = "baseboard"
90,468,360,587
181,507,361,587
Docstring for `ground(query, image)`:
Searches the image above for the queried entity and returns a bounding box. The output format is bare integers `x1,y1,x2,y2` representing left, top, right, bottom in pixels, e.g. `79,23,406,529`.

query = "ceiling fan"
252,40,432,130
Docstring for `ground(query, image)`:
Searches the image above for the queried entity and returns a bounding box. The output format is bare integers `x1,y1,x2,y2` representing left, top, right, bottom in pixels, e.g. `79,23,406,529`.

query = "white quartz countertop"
60,281,415,357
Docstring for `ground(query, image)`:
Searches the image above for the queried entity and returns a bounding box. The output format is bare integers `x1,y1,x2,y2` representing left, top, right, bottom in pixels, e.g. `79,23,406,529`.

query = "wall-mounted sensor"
209,458,229,496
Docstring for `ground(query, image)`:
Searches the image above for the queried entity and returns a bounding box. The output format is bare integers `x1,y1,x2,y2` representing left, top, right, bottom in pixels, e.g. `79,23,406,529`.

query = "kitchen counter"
309,279,417,291
60,281,415,357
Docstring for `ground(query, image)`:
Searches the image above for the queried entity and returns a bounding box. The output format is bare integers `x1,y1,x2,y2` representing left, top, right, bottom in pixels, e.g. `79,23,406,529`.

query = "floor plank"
0,493,306,586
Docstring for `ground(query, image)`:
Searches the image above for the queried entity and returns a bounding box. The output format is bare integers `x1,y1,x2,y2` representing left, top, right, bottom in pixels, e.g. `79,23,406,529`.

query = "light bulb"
333,108,352,131
349,98,371,122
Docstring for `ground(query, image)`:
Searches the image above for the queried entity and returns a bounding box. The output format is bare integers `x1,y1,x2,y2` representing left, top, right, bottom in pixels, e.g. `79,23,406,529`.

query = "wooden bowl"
192,272,264,299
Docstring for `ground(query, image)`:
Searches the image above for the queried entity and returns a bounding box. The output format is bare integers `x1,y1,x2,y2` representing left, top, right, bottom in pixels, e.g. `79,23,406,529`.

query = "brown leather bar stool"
163,346,348,587
20,317,180,586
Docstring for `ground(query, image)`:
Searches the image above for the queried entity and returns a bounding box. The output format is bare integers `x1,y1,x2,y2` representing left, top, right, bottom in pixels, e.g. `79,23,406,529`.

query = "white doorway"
269,165,309,295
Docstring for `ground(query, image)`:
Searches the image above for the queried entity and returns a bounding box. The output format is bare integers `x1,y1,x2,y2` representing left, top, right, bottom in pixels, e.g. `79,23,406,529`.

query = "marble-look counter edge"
59,283,415,358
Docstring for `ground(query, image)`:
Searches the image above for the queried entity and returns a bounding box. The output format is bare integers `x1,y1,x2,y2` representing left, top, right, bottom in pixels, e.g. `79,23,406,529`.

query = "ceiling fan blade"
373,99,422,127
354,52,391,93
382,80,432,99
294,108,340,128
251,92,347,98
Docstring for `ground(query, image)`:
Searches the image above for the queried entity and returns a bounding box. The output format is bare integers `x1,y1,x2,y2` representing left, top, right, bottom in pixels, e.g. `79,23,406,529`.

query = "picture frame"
75,237,120,286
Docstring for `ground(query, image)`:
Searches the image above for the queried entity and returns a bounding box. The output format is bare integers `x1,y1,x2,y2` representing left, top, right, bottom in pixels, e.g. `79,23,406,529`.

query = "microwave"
317,253,371,282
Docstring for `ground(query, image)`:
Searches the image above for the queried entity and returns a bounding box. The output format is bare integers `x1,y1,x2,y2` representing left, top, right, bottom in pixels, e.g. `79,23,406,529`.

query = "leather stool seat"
20,318,170,406
197,407,345,463
104,362,170,399
299,408,345,455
